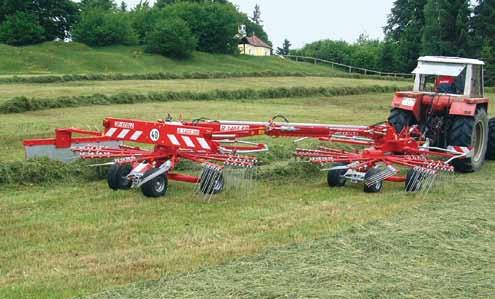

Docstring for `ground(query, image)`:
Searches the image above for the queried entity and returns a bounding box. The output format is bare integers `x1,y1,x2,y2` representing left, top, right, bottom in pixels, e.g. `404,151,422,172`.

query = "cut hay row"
0,71,410,84
0,85,405,114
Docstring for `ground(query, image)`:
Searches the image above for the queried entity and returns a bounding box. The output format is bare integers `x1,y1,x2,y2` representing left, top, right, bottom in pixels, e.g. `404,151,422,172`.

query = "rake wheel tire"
141,170,168,198
107,164,132,190
388,109,415,134
487,118,495,160
364,168,384,193
448,108,488,172
200,168,224,195
405,169,423,192
327,163,347,187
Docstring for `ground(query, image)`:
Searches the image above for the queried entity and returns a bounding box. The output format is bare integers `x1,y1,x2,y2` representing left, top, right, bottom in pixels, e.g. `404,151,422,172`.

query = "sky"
120,0,395,49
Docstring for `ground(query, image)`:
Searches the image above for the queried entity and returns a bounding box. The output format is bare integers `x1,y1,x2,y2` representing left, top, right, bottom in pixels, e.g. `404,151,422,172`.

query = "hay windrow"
0,71,410,84
0,85,406,114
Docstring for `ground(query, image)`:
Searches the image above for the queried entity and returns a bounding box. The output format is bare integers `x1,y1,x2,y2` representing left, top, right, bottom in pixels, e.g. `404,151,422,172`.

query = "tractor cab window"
413,61,468,95
434,69,465,94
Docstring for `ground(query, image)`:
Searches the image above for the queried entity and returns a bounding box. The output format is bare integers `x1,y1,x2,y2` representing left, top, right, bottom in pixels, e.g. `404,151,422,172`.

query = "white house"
238,34,272,56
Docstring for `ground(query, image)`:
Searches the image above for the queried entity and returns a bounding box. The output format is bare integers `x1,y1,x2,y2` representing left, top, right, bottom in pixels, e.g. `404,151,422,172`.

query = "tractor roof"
418,56,485,66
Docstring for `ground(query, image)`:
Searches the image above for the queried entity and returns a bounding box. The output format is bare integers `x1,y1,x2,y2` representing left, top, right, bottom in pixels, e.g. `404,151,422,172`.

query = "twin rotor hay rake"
24,116,470,198
24,117,267,199
187,119,471,194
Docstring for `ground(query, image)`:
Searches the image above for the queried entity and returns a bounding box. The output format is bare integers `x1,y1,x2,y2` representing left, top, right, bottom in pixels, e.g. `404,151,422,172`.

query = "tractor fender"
392,93,421,121
449,101,477,117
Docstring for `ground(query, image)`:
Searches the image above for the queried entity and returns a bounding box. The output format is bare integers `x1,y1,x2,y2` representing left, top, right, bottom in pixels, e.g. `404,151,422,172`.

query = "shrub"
166,2,239,54
72,9,137,47
144,17,197,58
0,12,45,46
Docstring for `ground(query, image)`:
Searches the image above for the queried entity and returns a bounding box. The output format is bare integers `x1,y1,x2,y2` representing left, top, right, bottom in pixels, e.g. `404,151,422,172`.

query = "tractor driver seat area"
435,74,465,95
436,76,457,93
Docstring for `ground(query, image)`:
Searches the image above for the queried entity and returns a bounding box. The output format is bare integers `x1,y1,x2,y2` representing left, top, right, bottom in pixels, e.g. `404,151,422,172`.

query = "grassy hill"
0,42,339,75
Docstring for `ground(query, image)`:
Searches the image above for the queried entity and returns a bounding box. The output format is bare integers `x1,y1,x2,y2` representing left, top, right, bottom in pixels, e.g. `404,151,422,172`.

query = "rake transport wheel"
141,169,168,198
486,118,495,160
327,163,347,187
364,168,384,193
448,108,489,172
405,169,423,192
108,164,132,190
200,168,225,195
388,109,416,134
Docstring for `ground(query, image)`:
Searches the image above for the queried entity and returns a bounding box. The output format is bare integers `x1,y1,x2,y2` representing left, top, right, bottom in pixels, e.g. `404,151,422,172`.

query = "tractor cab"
389,56,495,173
412,56,485,98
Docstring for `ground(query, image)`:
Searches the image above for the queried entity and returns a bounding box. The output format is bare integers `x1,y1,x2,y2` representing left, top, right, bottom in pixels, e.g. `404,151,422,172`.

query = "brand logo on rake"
401,97,416,107
220,125,250,131
150,129,160,142
114,121,135,129
177,128,200,136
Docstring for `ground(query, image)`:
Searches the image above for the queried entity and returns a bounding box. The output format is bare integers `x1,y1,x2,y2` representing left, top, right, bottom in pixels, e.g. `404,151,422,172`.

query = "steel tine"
422,169,435,195
409,167,421,192
202,165,215,197
207,168,221,202
426,170,438,194
194,165,207,194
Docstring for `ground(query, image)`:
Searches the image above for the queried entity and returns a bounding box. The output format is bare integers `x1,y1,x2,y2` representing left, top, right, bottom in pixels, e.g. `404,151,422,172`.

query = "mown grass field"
1,88,495,299
0,42,338,76
0,77,410,104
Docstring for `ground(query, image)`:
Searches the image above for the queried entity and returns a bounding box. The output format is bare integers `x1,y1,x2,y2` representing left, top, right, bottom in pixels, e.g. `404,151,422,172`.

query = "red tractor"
388,56,495,172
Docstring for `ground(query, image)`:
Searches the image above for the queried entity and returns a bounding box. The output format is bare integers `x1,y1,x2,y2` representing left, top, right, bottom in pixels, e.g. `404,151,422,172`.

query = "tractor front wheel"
107,164,132,190
327,163,347,187
141,170,168,198
448,108,488,172
388,109,416,134
486,118,495,160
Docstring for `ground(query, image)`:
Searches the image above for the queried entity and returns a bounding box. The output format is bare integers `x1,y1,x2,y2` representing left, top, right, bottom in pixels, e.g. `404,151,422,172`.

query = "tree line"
0,0,270,58
293,0,495,81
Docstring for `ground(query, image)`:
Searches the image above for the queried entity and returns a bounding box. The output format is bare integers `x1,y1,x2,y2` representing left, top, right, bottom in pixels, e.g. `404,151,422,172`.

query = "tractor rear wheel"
448,108,488,172
327,163,347,187
107,164,132,190
388,109,416,134
363,168,384,193
486,118,495,160
141,170,168,198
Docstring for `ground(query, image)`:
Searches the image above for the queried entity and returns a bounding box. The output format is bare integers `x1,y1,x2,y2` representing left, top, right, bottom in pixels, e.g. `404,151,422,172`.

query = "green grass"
1,90,494,298
0,42,339,76
86,164,495,298
0,77,410,103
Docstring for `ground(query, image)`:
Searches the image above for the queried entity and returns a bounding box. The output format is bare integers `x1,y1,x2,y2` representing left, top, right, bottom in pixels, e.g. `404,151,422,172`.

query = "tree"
154,0,175,9
120,1,127,11
421,0,443,55
166,2,240,54
72,9,138,47
252,4,261,24
0,11,45,45
0,0,78,42
79,0,116,11
481,40,495,84
385,0,427,72
145,17,197,58
379,41,398,72
421,0,470,56
472,0,495,50
276,39,291,56
129,2,158,43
